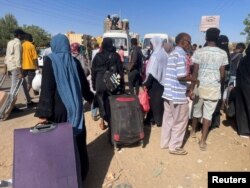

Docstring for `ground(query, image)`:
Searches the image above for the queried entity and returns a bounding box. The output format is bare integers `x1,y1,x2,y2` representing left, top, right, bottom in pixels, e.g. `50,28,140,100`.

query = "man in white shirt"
4,29,24,95
190,28,228,151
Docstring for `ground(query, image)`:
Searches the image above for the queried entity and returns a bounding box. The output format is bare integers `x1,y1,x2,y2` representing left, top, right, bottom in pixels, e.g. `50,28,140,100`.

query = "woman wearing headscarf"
210,35,230,129
70,42,90,77
235,44,250,138
91,37,124,131
35,34,94,181
143,37,168,127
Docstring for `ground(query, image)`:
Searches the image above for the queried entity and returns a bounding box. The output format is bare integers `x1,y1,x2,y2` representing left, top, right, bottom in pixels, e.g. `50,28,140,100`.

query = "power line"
1,0,103,30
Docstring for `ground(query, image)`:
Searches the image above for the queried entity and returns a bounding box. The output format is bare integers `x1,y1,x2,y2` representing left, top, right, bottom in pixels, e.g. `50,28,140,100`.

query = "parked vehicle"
37,48,45,67
103,30,131,64
142,33,175,56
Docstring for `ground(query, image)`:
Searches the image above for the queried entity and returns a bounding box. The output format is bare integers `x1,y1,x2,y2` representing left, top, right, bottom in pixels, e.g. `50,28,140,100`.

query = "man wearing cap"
190,28,228,151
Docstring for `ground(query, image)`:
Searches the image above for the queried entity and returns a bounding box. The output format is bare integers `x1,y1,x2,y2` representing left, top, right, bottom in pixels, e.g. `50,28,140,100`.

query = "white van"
103,30,131,59
142,33,175,54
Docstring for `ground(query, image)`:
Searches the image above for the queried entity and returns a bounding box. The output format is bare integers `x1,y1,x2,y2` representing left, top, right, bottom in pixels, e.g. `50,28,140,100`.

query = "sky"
0,0,249,45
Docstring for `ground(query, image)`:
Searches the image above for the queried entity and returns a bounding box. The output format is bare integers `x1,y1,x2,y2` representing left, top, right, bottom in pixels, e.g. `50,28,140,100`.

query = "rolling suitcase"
0,78,23,120
109,94,144,149
13,122,81,188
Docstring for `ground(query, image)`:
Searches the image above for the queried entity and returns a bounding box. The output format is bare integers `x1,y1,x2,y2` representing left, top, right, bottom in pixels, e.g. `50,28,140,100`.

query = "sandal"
169,148,188,155
199,142,207,151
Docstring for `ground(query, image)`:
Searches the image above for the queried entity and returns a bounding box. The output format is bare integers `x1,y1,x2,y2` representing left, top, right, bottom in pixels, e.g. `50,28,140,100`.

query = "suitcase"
13,122,80,188
0,78,23,120
109,94,144,149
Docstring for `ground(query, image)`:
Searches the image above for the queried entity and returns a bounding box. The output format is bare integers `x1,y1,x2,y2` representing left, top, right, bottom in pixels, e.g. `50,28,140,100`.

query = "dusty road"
0,67,249,188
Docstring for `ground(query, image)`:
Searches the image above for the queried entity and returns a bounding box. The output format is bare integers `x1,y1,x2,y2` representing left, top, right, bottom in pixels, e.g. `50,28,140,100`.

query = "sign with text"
200,15,220,32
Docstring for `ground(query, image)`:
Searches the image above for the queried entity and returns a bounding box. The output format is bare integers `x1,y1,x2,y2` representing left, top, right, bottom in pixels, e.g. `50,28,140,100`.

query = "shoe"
239,135,250,139
169,148,188,155
27,101,38,108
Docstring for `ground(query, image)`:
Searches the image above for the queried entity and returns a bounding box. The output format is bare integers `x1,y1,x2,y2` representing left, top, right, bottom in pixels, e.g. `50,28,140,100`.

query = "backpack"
103,53,121,93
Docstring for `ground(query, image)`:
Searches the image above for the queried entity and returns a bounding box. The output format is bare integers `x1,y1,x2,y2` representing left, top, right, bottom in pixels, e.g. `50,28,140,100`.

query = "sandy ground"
0,64,250,188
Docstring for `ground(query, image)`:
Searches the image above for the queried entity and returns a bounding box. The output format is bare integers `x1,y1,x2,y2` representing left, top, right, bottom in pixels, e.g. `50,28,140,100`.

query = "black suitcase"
109,94,144,149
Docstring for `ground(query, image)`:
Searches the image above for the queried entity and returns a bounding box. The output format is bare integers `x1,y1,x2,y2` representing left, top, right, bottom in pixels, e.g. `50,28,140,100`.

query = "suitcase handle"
30,122,57,134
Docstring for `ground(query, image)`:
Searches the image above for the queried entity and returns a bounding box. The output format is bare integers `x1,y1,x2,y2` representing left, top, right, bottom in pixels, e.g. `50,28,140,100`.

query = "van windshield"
143,38,151,49
111,38,128,50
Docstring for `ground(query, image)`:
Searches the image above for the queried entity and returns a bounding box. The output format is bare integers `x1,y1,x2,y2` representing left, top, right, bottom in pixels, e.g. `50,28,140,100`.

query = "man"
4,29,23,91
161,33,196,155
127,38,143,95
3,29,26,111
190,28,228,151
22,33,38,106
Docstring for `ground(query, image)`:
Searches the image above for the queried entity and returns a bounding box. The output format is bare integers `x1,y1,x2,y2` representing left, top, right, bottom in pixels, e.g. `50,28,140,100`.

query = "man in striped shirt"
161,33,196,155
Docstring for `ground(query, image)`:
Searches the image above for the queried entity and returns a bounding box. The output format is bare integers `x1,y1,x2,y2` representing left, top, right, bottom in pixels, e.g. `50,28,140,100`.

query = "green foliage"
0,13,51,49
22,25,51,47
0,14,19,48
241,13,250,44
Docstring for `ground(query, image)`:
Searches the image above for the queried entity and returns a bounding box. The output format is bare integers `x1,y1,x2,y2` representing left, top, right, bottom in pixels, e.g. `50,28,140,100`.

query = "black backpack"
103,53,121,93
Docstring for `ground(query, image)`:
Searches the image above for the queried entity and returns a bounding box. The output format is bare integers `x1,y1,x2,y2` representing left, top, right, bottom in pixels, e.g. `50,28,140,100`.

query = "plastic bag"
32,70,42,92
138,89,150,113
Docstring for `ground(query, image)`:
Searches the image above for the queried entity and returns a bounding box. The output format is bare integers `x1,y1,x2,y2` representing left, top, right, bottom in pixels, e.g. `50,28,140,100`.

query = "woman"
91,38,124,130
144,37,168,127
235,44,250,138
35,34,94,181
210,35,230,129
70,42,90,77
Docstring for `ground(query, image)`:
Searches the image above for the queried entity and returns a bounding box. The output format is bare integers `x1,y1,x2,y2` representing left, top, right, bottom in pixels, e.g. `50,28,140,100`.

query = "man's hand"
188,90,195,100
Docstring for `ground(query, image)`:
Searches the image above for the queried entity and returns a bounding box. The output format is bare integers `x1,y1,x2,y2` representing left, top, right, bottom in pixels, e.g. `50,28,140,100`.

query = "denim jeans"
9,68,31,103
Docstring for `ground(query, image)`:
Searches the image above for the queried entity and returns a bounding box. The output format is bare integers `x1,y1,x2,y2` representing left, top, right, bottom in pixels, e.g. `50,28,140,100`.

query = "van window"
143,38,151,49
111,38,128,50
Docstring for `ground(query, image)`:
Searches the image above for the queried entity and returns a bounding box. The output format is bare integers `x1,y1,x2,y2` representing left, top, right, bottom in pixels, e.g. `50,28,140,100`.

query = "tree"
0,14,19,48
22,25,51,47
241,13,250,44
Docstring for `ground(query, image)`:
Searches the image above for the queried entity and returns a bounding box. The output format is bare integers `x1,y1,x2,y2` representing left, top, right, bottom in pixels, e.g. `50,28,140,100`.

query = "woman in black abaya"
235,44,250,138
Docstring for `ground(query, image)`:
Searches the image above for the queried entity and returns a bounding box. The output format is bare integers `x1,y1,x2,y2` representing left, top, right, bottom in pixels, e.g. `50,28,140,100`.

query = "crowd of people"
2,27,250,182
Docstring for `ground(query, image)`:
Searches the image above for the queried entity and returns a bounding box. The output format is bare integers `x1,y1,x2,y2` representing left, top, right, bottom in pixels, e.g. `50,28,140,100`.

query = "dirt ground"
0,68,250,188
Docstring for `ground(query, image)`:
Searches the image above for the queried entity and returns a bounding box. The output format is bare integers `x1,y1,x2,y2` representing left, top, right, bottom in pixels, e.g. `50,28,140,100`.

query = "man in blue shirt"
161,33,196,155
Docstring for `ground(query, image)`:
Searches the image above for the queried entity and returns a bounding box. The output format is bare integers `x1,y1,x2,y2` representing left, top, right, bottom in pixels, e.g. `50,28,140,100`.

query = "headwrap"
101,37,116,52
145,37,168,85
48,34,84,134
